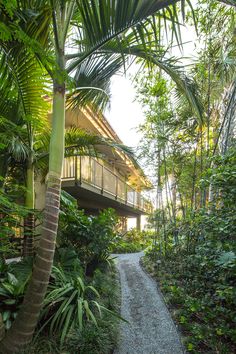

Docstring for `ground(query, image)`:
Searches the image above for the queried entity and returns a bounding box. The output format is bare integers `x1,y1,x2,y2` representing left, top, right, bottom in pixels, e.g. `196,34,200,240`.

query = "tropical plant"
111,229,153,253
40,266,108,345
59,198,118,275
0,186,31,259
0,272,30,331
21,262,120,354
0,0,203,351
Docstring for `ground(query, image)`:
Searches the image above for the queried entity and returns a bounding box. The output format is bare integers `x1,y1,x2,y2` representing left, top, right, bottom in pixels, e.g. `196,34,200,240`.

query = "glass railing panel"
62,156,75,179
117,178,126,200
91,159,103,188
103,167,116,195
81,156,91,183
134,192,139,207
127,187,135,205
140,196,144,209
62,157,153,213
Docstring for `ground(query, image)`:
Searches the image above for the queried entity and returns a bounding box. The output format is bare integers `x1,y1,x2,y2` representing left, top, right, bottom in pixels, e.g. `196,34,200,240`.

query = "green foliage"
0,257,33,330
65,319,117,354
1,248,120,351
144,149,236,353
111,228,154,253
65,266,120,354
58,199,118,275
53,246,83,276
23,263,120,354
40,266,102,345
0,186,29,257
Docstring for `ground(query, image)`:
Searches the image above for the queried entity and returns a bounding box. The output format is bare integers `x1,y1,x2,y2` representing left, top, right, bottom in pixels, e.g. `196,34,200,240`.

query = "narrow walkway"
114,252,184,354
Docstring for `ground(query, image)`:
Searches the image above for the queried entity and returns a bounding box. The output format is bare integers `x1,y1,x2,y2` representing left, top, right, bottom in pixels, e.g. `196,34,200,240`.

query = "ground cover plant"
143,229,236,353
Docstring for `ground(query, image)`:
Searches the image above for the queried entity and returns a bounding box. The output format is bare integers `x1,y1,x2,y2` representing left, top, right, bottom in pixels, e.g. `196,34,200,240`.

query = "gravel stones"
114,252,184,354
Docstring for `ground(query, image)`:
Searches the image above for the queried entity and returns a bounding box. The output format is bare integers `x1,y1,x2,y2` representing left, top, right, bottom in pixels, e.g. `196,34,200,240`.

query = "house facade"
60,106,153,230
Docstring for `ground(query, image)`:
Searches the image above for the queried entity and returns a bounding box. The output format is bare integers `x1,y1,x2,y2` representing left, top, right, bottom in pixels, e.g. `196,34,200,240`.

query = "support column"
136,215,141,231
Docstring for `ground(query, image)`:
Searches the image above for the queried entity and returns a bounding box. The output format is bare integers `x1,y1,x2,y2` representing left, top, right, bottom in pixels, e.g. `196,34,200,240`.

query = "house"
7,106,152,257
59,106,153,231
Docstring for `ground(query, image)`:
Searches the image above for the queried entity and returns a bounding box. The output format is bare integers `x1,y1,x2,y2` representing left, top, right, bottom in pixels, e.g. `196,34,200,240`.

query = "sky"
104,68,143,148
104,16,199,224
105,18,199,150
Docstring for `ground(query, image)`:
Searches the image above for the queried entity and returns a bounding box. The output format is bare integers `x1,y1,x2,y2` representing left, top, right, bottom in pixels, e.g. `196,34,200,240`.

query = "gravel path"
114,252,184,354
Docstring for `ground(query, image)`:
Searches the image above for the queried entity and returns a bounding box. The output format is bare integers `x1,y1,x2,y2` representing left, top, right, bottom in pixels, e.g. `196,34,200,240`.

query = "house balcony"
62,156,153,216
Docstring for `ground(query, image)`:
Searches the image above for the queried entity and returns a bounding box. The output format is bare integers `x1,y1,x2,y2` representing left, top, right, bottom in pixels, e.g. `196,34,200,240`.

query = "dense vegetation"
1,0,200,349
1,195,120,353
0,0,236,352
111,229,153,253
142,149,236,353
137,1,236,352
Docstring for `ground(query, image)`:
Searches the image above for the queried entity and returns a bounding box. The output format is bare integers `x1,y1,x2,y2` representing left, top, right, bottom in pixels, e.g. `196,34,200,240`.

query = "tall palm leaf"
0,7,53,245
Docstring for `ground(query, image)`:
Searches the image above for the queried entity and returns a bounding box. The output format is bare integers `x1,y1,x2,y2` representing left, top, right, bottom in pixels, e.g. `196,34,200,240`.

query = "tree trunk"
23,213,35,257
0,84,65,353
23,160,35,257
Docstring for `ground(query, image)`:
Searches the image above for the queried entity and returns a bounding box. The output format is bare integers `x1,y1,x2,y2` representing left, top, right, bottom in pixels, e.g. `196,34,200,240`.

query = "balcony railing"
62,156,152,213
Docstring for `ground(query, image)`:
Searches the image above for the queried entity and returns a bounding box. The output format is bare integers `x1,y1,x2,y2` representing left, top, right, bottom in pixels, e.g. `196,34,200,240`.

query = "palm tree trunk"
0,82,65,353
23,214,34,257
0,0,67,347
191,143,198,211
23,159,35,257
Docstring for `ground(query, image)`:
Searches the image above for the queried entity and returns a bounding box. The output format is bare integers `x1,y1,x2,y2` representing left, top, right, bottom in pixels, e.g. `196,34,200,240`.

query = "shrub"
111,228,154,253
0,257,32,330
40,264,121,346
0,186,29,258
58,201,118,275
64,264,120,354
39,266,102,345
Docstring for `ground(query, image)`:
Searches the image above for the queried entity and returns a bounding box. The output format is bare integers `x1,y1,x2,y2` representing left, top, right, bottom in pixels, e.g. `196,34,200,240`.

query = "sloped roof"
65,106,152,190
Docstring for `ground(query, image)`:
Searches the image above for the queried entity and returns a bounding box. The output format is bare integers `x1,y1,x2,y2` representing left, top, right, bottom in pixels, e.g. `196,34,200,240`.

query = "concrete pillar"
136,215,141,231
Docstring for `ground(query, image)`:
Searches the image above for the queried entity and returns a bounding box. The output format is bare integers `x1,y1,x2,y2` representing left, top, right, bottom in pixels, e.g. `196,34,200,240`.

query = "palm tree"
0,1,202,351
0,29,50,257
0,112,134,255
0,19,134,258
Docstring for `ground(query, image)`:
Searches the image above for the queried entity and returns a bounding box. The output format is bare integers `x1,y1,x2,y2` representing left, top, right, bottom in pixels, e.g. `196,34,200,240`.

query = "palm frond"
64,127,134,158
95,32,204,123
35,127,134,179
66,0,184,73
217,0,236,6
67,52,129,110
